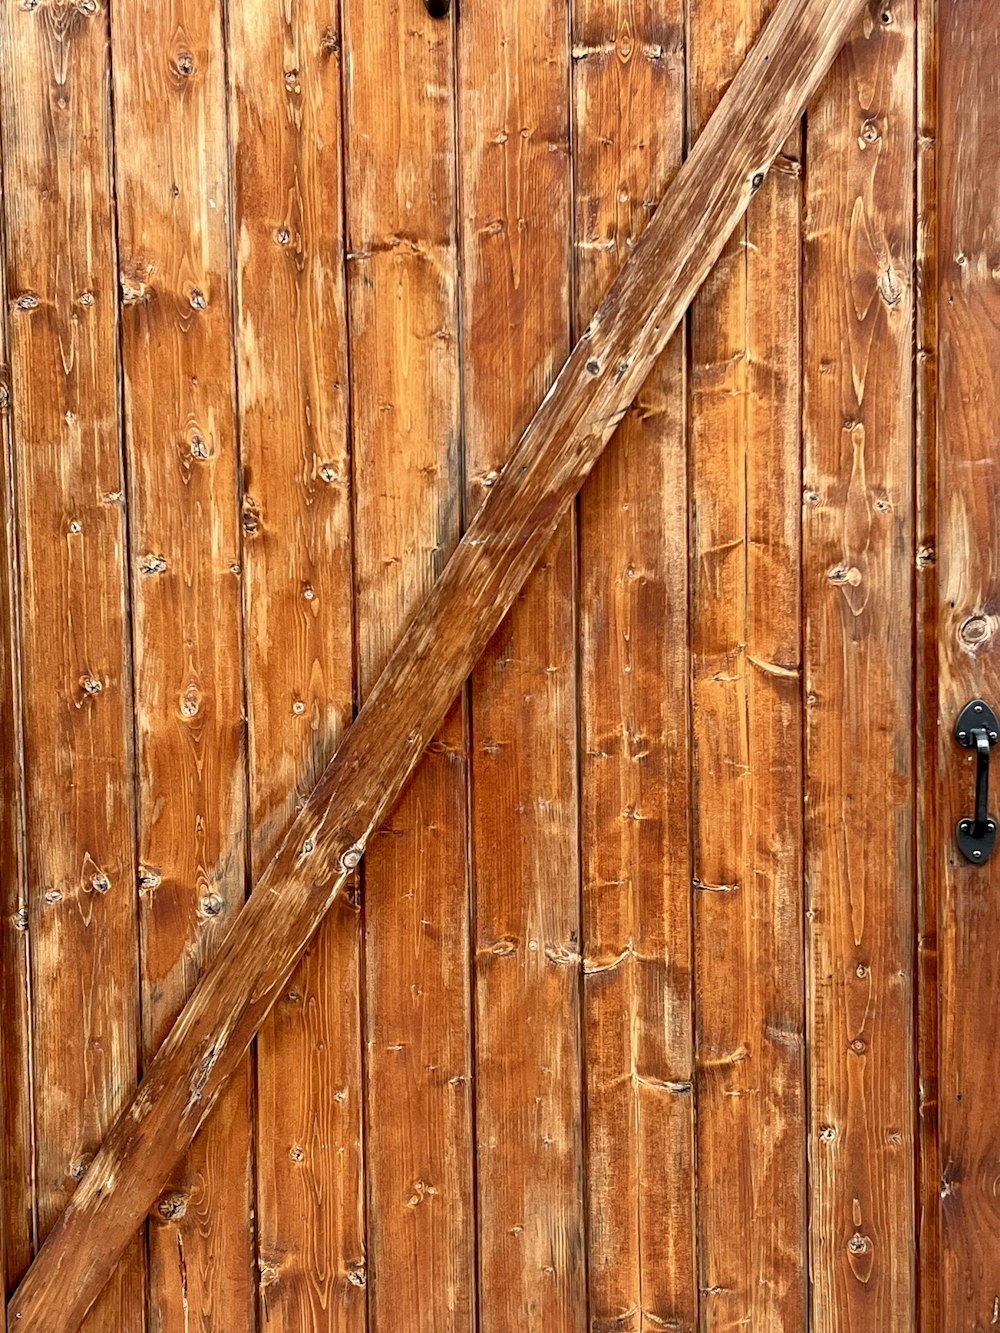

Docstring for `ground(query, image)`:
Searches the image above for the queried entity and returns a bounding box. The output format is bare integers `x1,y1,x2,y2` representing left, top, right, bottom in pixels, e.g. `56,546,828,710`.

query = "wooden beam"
8,0,869,1326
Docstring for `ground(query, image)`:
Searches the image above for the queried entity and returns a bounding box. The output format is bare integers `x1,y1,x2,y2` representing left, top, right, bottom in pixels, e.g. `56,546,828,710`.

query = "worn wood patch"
0,0,970,1328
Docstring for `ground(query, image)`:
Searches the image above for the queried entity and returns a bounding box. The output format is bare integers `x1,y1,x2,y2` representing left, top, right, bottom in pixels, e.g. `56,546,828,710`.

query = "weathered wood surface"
110,1,257,1324
345,0,475,1327
915,1,940,1327
4,2,873,1328
937,0,1000,1323
0,89,29,1325
688,0,806,1326
803,3,917,1327
572,0,697,1326
0,3,145,1328
0,122,22,1333
459,1,583,1328
228,1,364,1327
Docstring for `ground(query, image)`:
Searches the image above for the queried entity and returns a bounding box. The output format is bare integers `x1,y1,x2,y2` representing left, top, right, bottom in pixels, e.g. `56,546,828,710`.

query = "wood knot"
68,1155,92,1181
242,496,261,536
157,1191,188,1221
960,614,992,650
340,845,362,871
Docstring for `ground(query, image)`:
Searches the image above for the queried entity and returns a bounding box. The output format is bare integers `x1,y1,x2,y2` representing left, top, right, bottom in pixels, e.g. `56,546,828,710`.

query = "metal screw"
959,731,968,741
961,821,971,832
973,850,983,860
975,704,984,713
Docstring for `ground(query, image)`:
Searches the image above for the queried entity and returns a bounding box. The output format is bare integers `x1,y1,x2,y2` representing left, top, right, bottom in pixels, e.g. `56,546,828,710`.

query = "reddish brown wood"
688,0,807,1325
915,0,940,1326
0,2,145,1327
0,124,24,1329
227,1,365,1326
937,1,1000,1323
803,4,917,1327
7,4,872,1326
571,1,697,1327
458,1,583,1328
343,0,475,1326
109,1,256,1324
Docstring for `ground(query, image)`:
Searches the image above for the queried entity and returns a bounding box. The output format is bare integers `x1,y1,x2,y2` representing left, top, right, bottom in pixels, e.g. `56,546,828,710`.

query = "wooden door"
0,0,997,1330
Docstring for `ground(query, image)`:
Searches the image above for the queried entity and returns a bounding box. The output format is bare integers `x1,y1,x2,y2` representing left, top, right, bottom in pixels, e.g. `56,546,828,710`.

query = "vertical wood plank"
937,2,1000,1325
343,1,475,1328
0,122,30,1310
0,1,145,1327
109,1,256,1326
0,121,25,1326
687,0,807,1326
915,0,939,1325
571,3,697,1329
803,4,916,1328
458,3,583,1330
227,3,364,1329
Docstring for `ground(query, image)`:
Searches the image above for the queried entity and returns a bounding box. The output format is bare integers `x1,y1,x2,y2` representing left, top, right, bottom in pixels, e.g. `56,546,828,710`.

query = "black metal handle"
423,0,450,16
956,698,999,864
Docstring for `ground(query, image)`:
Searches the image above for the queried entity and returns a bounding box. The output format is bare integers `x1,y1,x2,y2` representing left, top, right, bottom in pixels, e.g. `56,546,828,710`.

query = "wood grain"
0,118,30,1312
227,2,364,1328
915,0,939,1326
7,4,873,1326
688,0,807,1326
108,1,255,1326
0,122,25,1327
803,3,916,1327
571,1,696,1328
343,0,474,1328
937,1,1000,1324
457,2,582,1330
0,2,145,1328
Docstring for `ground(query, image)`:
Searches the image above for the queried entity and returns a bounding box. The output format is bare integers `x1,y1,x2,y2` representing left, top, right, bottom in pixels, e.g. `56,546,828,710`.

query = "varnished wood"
227,2,364,1327
0,2,145,1327
458,1,583,1328
803,3,917,1326
8,3,873,1326
344,0,475,1327
937,1,1000,1322
688,0,806,1326
571,0,696,1327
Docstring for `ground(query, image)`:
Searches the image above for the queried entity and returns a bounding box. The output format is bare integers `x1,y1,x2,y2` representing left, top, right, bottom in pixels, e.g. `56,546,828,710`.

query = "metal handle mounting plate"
955,698,1000,865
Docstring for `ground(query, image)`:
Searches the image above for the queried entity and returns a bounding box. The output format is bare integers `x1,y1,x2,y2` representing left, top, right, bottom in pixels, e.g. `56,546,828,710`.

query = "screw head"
991,732,997,742
973,850,983,860
961,821,971,832
959,730,968,741
975,704,984,713
990,821,997,832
